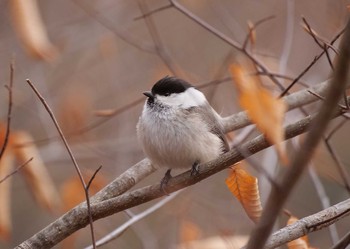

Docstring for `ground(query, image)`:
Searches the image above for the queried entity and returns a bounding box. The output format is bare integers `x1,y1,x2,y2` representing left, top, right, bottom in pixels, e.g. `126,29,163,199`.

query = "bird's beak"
143,91,154,99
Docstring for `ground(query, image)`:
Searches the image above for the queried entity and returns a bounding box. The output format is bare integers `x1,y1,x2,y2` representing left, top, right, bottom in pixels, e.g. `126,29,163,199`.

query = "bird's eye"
164,92,170,96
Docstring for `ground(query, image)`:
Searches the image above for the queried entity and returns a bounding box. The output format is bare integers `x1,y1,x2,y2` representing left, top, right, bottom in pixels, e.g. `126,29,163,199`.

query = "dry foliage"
0,125,61,240
225,163,262,223
230,64,288,164
9,0,58,61
0,151,14,241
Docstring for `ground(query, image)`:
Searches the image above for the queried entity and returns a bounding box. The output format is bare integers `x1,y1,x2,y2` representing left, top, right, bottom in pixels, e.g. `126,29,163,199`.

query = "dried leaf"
225,164,262,223
60,171,106,211
58,86,92,135
12,131,60,212
230,64,288,164
179,220,202,243
10,0,58,61
0,151,14,241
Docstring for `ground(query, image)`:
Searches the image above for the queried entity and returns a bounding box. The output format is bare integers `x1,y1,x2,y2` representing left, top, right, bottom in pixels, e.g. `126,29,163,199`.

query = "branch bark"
266,198,350,248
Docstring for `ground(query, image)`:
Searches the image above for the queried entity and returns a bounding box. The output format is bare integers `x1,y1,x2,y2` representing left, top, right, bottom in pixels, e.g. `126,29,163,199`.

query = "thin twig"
0,62,14,161
71,0,155,54
246,18,350,249
169,0,285,91
87,190,183,248
323,138,350,194
307,90,348,109
326,118,348,141
331,230,350,249
308,164,339,243
279,27,345,97
302,17,339,55
242,15,276,50
87,165,103,190
25,79,98,249
133,4,173,20
137,0,179,75
0,157,33,184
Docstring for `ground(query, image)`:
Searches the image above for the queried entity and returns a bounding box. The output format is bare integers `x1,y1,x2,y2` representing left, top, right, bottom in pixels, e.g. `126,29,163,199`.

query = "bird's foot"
160,169,172,195
190,160,200,176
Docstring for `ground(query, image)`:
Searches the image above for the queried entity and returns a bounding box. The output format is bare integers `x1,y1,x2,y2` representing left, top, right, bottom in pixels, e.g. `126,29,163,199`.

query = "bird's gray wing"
187,104,229,153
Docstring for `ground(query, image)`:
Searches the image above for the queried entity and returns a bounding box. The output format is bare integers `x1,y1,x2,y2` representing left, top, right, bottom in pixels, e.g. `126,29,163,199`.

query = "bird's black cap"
151,76,193,96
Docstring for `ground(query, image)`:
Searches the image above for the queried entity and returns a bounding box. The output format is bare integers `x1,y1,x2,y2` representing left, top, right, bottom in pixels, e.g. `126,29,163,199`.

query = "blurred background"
0,0,350,248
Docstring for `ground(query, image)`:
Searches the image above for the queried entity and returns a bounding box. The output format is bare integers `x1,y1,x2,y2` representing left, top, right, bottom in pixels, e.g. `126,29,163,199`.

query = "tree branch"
265,198,350,248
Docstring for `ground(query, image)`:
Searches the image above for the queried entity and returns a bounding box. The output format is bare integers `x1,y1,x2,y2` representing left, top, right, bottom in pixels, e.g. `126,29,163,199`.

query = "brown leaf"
57,86,92,136
60,171,107,211
230,64,288,164
12,131,60,212
10,0,58,61
0,151,14,241
225,164,262,223
179,220,202,243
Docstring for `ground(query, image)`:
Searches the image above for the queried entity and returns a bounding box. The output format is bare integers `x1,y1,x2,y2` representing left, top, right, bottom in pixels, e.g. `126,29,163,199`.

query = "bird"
137,76,229,191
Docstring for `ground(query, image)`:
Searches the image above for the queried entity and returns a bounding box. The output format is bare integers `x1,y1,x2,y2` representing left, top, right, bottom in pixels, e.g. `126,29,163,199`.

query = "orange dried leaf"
230,64,288,164
0,151,14,241
58,86,92,135
60,172,106,211
12,131,60,212
179,220,202,243
10,0,58,61
287,216,310,249
225,165,262,223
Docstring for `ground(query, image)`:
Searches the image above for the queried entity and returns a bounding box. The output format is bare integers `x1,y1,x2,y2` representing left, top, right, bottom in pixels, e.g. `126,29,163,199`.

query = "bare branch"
25,79,98,249
279,27,345,97
71,0,155,54
88,190,183,248
0,157,33,184
331,230,350,249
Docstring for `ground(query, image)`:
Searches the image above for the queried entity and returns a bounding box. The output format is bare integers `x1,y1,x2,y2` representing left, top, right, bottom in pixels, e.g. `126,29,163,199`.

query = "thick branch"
266,198,350,248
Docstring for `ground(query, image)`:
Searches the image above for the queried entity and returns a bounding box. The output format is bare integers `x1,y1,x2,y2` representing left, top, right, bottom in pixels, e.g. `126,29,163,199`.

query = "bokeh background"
0,0,350,248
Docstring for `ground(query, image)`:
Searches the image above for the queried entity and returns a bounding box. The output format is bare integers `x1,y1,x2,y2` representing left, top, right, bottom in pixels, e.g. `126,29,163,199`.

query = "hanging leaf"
0,151,14,241
12,131,60,212
230,64,288,164
10,0,58,61
225,164,262,223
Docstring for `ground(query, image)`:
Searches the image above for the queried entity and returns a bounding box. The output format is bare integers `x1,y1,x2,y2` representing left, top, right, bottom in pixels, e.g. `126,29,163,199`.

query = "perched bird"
137,76,229,190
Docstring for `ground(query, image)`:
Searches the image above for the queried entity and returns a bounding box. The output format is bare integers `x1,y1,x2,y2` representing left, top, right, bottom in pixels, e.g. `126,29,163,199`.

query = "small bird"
137,76,229,190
